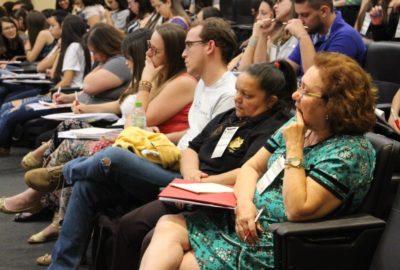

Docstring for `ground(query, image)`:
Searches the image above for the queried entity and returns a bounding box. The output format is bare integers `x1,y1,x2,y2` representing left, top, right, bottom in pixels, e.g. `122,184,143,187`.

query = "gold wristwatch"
284,157,304,168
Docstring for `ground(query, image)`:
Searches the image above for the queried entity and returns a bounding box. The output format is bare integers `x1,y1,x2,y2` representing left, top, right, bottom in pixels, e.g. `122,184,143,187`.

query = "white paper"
42,112,119,122
58,127,122,139
171,183,234,194
2,79,53,84
26,101,72,111
1,73,46,79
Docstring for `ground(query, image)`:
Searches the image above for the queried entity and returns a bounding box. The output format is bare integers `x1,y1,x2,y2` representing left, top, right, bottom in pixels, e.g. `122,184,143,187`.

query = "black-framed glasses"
147,40,163,55
184,40,205,50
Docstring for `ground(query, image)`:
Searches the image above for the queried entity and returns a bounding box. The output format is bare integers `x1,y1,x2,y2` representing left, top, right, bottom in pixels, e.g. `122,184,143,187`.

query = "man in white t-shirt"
48,18,239,269
178,18,238,148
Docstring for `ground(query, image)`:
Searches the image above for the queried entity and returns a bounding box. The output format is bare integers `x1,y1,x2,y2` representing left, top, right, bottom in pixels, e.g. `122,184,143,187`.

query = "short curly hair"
314,52,377,135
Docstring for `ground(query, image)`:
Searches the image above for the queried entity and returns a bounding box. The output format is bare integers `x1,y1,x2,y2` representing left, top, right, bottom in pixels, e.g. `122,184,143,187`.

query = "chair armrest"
269,215,385,270
269,214,385,236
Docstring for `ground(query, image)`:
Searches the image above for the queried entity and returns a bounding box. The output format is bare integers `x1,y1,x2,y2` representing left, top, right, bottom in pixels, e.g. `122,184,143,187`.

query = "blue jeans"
0,95,52,148
49,147,181,270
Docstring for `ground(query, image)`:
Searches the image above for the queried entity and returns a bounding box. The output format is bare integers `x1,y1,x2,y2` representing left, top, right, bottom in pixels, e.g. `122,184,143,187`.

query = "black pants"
110,200,182,270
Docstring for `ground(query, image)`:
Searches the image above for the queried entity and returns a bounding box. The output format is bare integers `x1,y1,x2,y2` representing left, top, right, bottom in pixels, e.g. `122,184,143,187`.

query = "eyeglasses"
147,40,163,55
184,40,205,50
297,80,324,99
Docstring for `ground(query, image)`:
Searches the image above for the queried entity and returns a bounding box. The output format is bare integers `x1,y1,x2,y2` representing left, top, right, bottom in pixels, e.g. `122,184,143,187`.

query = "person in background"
141,52,376,270
0,15,90,157
56,0,75,13
389,88,400,134
24,10,56,63
105,0,130,30
0,16,24,60
238,0,298,71
285,0,366,75
80,0,107,28
126,0,158,33
153,0,191,29
196,6,222,22
12,7,28,41
354,0,395,41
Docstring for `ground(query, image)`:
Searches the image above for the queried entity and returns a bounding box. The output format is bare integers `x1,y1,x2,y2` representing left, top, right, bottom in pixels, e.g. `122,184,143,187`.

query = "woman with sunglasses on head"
141,52,377,270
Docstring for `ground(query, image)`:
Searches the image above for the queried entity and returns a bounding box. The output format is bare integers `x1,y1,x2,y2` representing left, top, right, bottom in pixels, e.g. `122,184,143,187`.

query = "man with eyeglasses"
178,17,238,148
285,0,366,75
47,17,238,269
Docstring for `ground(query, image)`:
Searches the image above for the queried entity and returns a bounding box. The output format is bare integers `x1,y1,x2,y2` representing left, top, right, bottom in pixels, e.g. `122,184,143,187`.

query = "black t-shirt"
189,107,290,175
0,36,24,60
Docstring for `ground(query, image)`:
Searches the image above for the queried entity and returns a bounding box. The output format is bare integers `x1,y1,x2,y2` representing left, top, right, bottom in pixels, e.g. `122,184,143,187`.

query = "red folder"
158,179,237,209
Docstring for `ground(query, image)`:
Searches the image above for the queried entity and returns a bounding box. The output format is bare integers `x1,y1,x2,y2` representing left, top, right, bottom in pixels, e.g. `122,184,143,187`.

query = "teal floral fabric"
186,118,376,270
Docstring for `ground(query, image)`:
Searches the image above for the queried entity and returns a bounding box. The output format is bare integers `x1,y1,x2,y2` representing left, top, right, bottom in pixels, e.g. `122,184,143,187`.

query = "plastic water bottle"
131,101,146,129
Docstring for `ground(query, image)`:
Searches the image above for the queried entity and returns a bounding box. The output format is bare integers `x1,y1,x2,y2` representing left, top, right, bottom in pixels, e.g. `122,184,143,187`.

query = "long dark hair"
54,15,91,83
126,0,154,25
86,23,125,59
119,29,152,103
26,10,49,48
152,23,186,91
0,17,20,56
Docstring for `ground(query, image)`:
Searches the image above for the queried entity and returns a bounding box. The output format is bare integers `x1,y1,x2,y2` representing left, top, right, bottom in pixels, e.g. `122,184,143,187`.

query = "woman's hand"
283,110,306,153
235,200,260,245
71,101,86,114
52,92,71,104
141,56,163,82
370,5,384,25
388,114,400,134
259,18,276,36
183,169,208,181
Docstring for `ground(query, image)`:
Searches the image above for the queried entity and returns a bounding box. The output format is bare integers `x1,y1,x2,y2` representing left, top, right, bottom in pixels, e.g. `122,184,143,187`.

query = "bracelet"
248,37,259,48
138,80,152,92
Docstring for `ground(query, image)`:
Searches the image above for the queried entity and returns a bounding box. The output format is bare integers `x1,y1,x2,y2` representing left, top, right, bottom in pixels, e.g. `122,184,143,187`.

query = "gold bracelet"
139,80,152,92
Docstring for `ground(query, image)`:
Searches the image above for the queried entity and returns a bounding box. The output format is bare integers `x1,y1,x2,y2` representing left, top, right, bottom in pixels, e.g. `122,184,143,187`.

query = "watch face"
291,159,300,166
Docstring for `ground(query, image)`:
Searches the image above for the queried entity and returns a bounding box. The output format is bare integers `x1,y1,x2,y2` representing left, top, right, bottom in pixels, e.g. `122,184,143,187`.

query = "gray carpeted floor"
0,147,90,269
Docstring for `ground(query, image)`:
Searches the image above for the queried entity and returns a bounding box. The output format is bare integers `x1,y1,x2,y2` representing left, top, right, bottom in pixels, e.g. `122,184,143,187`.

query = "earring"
325,114,329,120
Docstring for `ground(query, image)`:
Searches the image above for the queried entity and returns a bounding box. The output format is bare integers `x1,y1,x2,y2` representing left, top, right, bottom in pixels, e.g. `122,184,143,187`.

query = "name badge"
256,157,285,194
360,13,371,36
395,19,400,38
211,126,239,158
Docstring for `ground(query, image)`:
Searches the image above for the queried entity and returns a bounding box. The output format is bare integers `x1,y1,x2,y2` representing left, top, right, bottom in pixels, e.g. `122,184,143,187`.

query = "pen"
74,91,80,105
243,208,264,241
272,18,309,29
391,109,400,129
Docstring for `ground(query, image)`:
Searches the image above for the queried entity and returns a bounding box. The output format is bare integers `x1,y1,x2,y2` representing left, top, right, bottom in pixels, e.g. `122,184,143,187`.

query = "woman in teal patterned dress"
140,52,377,270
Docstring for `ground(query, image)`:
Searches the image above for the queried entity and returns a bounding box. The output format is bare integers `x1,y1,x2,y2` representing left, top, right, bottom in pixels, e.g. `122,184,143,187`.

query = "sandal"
21,151,42,170
28,212,60,244
0,197,42,214
14,208,53,223
36,254,51,266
